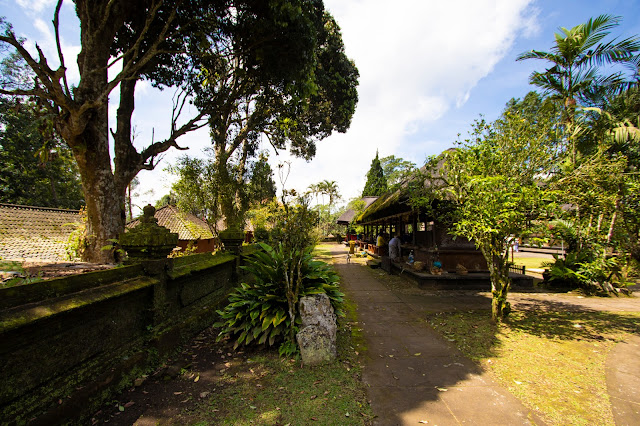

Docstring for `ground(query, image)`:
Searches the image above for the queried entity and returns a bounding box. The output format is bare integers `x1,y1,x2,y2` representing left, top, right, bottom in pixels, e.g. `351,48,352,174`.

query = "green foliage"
169,150,279,232
253,226,271,243
516,14,640,110
168,155,218,224
380,155,416,188
247,153,277,205
0,97,84,209
542,242,634,294
415,102,557,321
215,242,344,356
361,151,387,196
307,180,341,237
155,193,177,209
65,207,88,261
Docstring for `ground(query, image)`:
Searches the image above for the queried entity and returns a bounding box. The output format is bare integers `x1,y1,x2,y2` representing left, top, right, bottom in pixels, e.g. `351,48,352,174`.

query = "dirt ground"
90,326,259,425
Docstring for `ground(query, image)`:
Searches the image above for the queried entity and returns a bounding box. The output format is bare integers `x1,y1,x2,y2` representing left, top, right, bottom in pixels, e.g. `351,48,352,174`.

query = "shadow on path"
327,244,543,425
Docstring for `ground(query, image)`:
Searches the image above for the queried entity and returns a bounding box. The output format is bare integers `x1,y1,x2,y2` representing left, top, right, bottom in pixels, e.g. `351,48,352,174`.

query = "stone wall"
0,249,252,425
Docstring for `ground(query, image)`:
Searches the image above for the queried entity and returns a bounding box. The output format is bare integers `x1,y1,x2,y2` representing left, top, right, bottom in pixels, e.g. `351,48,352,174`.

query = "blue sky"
2,0,640,212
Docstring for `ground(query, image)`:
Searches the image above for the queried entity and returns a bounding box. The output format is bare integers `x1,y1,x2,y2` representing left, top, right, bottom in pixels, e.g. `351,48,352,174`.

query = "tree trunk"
607,197,621,244
484,249,511,322
70,111,125,263
213,136,238,230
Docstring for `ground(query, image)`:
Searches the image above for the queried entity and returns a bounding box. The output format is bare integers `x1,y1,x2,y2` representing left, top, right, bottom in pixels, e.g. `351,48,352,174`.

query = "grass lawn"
426,308,640,425
511,256,551,271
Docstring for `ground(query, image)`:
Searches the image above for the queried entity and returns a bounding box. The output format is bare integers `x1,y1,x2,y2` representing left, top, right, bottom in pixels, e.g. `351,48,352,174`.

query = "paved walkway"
325,243,640,425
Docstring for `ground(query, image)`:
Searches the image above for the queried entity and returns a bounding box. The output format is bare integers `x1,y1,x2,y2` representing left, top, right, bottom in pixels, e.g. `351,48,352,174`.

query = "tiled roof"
0,203,82,262
128,205,216,240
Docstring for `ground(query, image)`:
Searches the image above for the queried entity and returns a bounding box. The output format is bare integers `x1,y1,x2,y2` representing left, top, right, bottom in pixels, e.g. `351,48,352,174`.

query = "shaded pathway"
328,244,543,425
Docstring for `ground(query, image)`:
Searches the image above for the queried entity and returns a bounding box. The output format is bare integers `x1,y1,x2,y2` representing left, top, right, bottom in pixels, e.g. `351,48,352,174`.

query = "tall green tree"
418,104,557,321
516,14,640,166
380,155,416,188
191,8,358,230
0,97,83,209
321,180,341,216
169,150,279,231
362,151,387,196
247,152,277,206
0,3,217,261
0,1,358,262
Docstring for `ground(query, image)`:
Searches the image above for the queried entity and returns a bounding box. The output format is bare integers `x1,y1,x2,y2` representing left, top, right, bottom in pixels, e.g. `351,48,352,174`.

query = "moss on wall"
0,250,243,424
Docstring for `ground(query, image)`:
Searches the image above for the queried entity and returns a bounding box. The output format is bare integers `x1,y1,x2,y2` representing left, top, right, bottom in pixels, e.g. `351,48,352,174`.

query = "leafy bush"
253,226,271,243
543,251,633,293
215,242,344,356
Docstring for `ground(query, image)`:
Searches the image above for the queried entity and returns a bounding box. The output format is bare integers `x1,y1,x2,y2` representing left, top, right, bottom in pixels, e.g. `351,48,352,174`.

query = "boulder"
296,294,337,365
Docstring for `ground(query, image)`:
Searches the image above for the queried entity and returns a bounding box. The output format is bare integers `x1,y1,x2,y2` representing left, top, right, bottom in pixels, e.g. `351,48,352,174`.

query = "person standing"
388,234,401,261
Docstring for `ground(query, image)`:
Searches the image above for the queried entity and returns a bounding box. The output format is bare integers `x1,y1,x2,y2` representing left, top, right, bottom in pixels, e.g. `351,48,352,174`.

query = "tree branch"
101,0,183,101
0,32,74,113
53,0,71,97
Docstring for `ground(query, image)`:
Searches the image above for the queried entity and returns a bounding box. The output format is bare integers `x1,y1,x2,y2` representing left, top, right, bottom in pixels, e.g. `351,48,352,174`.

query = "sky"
2,0,640,214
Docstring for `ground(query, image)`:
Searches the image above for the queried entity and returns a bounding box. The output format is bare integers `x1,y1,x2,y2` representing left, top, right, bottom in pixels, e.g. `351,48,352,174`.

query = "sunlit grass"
426,309,640,425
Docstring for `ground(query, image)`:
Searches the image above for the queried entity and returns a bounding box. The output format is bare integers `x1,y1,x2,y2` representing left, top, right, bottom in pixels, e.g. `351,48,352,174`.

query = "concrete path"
606,335,640,425
331,245,544,425
327,243,640,425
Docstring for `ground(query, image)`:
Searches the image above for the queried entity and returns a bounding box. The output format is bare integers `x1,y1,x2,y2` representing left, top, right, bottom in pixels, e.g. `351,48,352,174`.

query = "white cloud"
26,17,81,86
16,0,56,14
279,0,539,204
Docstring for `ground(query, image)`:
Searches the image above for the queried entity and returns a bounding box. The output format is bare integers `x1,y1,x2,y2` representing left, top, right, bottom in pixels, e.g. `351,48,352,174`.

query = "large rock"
296,294,337,365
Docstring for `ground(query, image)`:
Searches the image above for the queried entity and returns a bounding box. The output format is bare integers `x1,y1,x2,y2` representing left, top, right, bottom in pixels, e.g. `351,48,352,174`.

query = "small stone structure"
120,204,179,262
296,294,337,365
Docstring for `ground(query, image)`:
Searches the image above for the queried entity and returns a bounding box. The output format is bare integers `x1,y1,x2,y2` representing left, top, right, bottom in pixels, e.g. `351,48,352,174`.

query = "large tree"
418,99,557,321
516,14,640,166
0,2,215,261
190,8,358,230
0,1,355,262
362,151,387,196
518,16,640,286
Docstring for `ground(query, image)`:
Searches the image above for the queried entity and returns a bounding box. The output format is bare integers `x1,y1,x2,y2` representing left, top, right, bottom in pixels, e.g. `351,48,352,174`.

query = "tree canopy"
362,151,387,196
0,97,83,209
380,155,416,188
417,100,557,321
189,8,358,229
0,0,358,261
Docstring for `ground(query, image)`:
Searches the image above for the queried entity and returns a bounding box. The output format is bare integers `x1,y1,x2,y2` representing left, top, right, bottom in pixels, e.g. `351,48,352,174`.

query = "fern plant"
215,242,344,356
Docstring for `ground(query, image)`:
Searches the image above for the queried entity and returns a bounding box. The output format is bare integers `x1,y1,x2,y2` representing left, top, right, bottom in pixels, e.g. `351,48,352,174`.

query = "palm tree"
316,180,340,236
517,15,640,164
307,183,320,206
517,15,639,109
321,180,340,216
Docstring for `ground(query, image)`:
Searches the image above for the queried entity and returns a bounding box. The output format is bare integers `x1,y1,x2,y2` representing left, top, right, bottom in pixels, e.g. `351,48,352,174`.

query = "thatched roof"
127,205,218,240
356,149,454,224
336,197,379,225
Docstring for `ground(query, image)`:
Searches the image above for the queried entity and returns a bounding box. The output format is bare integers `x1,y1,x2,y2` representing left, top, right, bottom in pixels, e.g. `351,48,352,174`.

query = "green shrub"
543,251,633,293
215,242,344,356
253,226,271,243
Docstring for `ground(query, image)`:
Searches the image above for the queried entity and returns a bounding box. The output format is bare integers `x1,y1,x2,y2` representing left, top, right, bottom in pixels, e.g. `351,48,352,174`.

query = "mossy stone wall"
0,250,247,425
